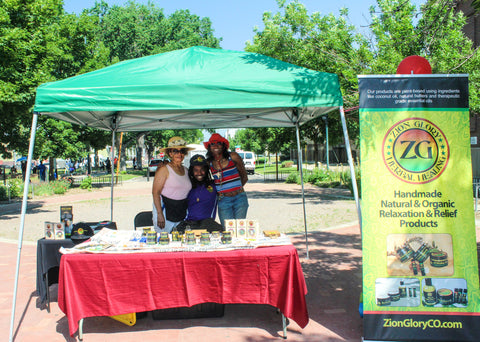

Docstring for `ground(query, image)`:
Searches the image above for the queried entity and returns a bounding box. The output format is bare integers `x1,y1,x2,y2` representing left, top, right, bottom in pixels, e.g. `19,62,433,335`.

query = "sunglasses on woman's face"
210,142,223,147
171,149,186,155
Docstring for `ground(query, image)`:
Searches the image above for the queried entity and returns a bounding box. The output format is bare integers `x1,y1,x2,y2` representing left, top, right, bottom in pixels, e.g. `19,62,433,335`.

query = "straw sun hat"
159,136,195,152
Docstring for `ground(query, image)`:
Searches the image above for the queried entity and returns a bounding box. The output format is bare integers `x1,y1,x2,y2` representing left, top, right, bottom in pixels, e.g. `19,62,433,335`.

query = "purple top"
186,183,218,221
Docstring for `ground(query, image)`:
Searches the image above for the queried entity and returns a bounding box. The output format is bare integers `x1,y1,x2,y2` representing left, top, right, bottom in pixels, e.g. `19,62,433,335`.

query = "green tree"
0,0,111,159
87,0,165,61
368,0,480,113
88,1,221,62
149,129,203,156
231,129,264,155
153,9,221,53
245,0,369,160
234,127,294,179
0,0,65,157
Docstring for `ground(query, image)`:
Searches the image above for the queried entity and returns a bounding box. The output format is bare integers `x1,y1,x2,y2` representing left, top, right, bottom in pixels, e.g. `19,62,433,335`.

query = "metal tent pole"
9,113,39,342
339,106,362,231
110,129,116,222
295,120,309,259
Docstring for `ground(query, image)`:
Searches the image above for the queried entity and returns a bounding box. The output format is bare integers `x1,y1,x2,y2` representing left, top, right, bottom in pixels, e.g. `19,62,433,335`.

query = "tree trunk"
87,153,92,175
48,157,56,181
275,153,279,181
120,143,127,172
136,133,145,170
94,149,99,168
313,141,319,168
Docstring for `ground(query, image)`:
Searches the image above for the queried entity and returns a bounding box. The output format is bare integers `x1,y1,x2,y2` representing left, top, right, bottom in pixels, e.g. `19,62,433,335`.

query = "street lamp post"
322,115,329,170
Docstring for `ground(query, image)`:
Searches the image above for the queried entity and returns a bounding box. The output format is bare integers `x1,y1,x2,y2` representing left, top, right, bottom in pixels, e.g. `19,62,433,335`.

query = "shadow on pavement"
292,229,363,341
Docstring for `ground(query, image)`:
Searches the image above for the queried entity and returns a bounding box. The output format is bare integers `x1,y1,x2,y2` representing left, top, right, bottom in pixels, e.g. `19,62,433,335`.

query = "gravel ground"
0,174,359,243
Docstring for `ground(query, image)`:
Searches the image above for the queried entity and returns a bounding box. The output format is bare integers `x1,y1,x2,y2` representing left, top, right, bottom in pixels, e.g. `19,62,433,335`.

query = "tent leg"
110,130,116,222
339,106,362,232
295,122,309,259
9,113,39,342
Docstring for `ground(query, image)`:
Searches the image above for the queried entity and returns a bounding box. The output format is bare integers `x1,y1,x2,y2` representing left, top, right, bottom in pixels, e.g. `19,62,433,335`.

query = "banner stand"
359,74,480,342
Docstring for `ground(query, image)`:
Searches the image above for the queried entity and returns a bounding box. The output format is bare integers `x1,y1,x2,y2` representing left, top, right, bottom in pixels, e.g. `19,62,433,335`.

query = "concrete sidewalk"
1,225,363,342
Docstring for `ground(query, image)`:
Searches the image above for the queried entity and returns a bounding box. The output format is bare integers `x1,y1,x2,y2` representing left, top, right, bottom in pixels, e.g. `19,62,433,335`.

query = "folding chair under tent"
10,46,361,341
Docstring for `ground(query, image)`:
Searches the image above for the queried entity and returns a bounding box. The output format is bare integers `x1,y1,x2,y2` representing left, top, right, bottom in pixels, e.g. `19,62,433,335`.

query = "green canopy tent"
10,47,361,341
34,46,343,130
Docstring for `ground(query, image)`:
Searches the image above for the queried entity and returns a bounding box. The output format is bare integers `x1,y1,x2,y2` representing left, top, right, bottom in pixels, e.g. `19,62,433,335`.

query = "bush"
0,186,7,201
7,178,23,198
33,182,54,196
340,169,361,198
256,157,266,165
285,172,300,184
80,176,92,190
304,169,334,184
51,180,70,194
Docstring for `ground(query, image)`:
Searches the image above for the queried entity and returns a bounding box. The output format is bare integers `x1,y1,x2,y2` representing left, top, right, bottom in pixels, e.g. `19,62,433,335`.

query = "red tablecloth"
58,245,309,336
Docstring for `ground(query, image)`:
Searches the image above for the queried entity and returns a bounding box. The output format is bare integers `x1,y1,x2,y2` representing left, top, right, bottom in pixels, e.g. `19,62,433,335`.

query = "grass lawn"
255,164,296,174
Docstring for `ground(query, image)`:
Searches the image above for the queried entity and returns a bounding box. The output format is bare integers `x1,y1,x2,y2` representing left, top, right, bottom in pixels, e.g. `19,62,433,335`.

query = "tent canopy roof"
34,46,343,131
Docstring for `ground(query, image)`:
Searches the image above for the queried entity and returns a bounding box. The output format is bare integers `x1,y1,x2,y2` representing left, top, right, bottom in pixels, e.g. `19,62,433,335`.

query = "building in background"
457,0,479,48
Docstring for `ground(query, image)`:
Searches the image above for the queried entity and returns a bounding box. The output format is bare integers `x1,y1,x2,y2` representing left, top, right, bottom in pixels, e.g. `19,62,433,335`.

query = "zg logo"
382,118,449,184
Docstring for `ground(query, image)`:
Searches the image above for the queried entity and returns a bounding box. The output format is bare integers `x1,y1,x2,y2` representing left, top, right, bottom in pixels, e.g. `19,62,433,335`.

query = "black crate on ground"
152,303,225,320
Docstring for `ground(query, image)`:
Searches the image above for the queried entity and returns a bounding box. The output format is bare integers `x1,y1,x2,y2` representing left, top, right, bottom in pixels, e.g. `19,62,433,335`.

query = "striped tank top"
210,157,242,194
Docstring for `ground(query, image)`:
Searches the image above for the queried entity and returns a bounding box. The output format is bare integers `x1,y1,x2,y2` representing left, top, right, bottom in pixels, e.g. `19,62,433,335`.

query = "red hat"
204,133,229,149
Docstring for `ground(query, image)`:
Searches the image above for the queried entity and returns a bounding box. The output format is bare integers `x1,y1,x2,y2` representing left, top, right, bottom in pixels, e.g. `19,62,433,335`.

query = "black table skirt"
36,238,75,304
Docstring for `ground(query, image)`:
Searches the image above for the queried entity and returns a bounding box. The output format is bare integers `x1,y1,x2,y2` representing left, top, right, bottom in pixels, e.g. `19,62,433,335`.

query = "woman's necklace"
214,158,224,181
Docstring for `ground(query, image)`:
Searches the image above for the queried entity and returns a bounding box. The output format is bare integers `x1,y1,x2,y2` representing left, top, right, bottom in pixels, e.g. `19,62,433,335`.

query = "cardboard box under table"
58,245,309,339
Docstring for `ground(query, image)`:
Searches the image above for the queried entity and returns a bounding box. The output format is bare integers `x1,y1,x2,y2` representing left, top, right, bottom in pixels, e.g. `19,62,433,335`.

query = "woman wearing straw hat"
204,133,249,227
152,136,195,233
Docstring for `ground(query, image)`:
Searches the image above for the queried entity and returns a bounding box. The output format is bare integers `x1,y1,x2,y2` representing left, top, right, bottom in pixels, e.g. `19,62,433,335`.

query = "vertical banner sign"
359,75,480,341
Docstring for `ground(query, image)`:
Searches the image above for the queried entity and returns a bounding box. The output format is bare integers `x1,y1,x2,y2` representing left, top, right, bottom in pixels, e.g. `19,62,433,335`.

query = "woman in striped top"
204,133,249,227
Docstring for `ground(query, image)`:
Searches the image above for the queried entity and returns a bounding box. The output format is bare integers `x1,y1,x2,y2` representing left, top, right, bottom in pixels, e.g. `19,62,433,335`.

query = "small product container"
221,231,232,244
430,251,448,268
388,291,401,302
185,232,196,245
200,232,211,245
414,242,431,263
437,288,453,306
159,232,169,245
171,231,182,242
396,244,414,263
147,231,158,245
377,297,391,306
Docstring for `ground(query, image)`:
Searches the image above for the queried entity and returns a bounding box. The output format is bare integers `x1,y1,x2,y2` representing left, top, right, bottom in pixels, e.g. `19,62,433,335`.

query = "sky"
63,0,426,51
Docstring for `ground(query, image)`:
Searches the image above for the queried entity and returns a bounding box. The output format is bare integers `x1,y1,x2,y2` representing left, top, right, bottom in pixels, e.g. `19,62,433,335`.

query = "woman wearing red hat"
204,133,249,226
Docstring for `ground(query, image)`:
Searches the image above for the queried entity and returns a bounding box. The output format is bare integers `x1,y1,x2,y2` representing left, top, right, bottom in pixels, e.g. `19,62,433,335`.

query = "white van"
237,151,256,175
184,144,207,169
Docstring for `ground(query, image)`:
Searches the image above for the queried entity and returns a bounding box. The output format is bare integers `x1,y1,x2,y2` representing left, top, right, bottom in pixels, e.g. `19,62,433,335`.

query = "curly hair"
188,163,214,188
205,142,230,162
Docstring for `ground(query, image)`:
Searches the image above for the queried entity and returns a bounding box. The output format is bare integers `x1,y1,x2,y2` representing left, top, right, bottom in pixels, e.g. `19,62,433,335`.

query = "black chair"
133,211,154,319
134,211,153,230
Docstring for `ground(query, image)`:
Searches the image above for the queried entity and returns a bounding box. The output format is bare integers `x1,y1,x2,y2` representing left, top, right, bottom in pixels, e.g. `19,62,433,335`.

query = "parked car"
148,159,164,176
237,151,256,175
